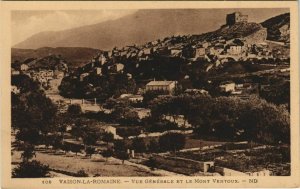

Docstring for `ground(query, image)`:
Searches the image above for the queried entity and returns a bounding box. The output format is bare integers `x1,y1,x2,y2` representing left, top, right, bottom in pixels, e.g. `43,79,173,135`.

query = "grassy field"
12,151,156,177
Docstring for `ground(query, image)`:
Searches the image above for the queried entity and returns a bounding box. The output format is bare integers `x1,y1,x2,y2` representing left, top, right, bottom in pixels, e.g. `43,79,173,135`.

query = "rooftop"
146,80,175,86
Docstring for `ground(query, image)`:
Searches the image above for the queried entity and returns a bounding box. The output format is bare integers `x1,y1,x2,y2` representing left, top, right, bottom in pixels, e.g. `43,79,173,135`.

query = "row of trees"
59,73,136,101
12,75,57,177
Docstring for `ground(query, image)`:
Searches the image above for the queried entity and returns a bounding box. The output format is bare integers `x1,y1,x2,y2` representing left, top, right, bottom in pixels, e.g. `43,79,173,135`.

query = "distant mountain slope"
261,13,290,43
13,10,221,49
13,9,287,50
14,10,289,50
12,47,100,68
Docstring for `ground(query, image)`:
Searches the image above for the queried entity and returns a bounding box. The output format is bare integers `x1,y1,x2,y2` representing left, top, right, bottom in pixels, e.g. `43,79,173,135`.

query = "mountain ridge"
12,47,101,69
13,10,289,50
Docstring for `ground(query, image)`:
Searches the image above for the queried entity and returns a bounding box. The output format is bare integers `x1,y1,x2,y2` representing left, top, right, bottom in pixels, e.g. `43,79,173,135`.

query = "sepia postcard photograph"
0,1,299,188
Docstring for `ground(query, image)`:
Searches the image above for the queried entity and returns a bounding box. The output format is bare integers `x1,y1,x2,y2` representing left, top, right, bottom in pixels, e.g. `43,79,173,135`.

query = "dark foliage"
12,160,49,178
115,151,129,164
75,169,89,177
67,104,82,117
159,132,186,152
131,138,147,153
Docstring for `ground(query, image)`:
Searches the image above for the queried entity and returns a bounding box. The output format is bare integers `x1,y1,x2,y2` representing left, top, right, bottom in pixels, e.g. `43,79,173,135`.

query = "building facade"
146,80,176,94
219,82,236,92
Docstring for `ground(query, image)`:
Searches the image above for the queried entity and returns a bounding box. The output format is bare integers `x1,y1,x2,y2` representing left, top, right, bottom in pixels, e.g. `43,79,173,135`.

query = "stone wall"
244,28,267,44
152,154,214,175
214,166,247,176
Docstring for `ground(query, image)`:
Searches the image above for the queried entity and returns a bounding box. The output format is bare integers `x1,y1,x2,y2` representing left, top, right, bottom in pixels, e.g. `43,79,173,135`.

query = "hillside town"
11,12,290,177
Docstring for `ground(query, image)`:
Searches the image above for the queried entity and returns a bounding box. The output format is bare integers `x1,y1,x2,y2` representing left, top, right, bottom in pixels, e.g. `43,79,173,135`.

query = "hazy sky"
12,8,289,46
12,10,138,45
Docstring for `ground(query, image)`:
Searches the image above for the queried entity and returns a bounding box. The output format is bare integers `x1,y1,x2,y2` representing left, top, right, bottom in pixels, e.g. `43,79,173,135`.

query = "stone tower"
226,12,248,26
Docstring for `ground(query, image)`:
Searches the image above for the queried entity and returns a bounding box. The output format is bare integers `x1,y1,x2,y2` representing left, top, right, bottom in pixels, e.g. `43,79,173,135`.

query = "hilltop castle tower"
226,12,248,26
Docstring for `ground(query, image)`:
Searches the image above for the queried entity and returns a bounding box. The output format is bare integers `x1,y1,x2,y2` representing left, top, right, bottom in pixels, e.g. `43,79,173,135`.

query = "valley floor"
11,150,185,177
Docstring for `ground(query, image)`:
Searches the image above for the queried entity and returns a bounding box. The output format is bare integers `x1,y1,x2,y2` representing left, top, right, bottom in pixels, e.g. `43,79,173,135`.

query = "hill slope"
12,47,100,69
261,13,290,43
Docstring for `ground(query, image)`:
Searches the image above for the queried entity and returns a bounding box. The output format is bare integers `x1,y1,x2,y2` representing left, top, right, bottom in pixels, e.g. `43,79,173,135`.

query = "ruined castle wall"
244,28,267,44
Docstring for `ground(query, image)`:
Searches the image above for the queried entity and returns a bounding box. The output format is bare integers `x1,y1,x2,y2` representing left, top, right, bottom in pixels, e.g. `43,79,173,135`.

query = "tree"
159,132,186,152
11,74,40,93
236,97,290,144
131,138,147,153
102,149,113,162
51,134,63,152
85,146,95,158
59,73,136,101
102,132,114,148
53,114,71,140
145,157,156,170
143,90,169,106
107,99,133,122
12,75,57,149
103,98,119,109
82,131,99,147
148,139,160,153
12,160,49,178
120,110,140,125
76,169,88,177
114,140,127,152
111,73,137,97
67,104,82,117
61,143,71,153
71,145,82,155
116,151,129,164
20,144,36,162
59,76,84,98
16,128,41,145
71,120,84,140
259,80,290,108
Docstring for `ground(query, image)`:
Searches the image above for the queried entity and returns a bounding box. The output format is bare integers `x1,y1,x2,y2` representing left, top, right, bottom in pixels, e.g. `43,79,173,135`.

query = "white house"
219,82,236,92
11,70,20,75
195,47,206,58
11,85,20,94
146,80,176,94
20,64,29,71
128,95,143,103
95,67,102,75
227,45,243,55
110,63,124,72
143,48,152,55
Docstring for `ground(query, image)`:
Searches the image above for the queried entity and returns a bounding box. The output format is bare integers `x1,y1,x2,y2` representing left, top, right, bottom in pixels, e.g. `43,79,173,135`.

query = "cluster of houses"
11,55,68,89
219,81,258,99
67,12,289,105
82,12,285,72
